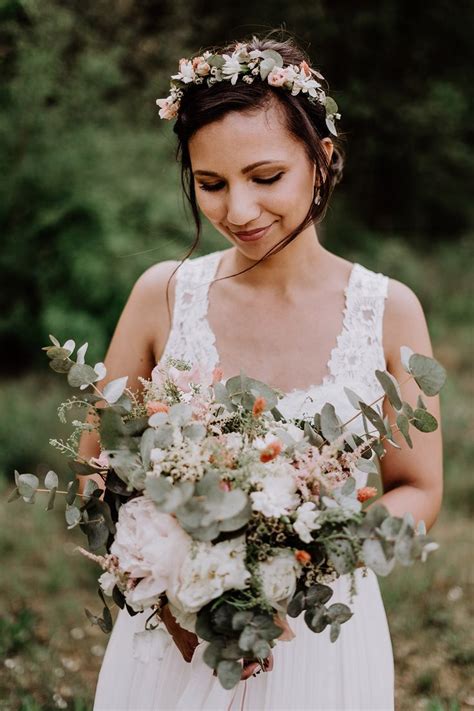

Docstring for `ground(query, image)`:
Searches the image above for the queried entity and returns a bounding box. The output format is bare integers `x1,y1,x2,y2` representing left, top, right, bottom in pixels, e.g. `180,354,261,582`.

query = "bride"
80,34,443,711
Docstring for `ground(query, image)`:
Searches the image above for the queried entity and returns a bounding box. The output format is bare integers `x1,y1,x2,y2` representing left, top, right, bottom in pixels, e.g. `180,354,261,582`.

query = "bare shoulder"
129,259,181,358
383,277,433,370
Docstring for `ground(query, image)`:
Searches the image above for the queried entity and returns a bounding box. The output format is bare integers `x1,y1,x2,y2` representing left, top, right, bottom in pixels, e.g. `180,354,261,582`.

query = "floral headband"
156,43,341,136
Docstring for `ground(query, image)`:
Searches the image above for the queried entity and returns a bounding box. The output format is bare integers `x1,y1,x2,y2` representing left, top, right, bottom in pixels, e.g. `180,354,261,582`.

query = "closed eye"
198,172,285,192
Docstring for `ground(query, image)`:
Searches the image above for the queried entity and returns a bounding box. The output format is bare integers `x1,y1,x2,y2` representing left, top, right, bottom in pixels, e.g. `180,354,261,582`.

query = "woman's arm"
368,279,444,532
77,260,179,493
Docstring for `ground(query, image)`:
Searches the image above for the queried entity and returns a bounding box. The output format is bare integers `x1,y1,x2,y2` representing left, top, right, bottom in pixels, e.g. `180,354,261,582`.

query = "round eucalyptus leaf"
320,402,342,442
304,605,329,633
325,96,339,114
412,408,438,432
306,583,333,607
261,49,284,66
44,470,59,490
327,602,353,624
67,363,98,388
103,376,128,404
65,504,81,528
409,354,447,396
17,473,39,498
287,590,306,618
217,660,242,690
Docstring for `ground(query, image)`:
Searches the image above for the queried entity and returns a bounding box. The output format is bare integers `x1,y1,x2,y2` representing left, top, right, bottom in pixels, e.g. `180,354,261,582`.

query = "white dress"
94,251,395,711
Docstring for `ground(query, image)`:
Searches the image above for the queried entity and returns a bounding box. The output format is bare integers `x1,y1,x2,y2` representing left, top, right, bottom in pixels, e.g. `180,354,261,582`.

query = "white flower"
110,497,191,611
250,466,299,518
293,502,322,543
259,551,301,609
253,432,281,451
98,571,117,597
171,58,195,84
222,52,243,85
169,537,250,613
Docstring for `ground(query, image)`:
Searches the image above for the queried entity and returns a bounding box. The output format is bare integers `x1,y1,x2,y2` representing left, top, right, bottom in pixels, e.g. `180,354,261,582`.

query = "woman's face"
188,101,334,260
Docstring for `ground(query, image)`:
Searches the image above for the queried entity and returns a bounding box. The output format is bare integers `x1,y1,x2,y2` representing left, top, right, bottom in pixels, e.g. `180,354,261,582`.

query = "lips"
232,223,274,242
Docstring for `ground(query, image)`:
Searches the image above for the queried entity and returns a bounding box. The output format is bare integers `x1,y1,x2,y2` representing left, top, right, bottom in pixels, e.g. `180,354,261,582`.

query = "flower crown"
156,43,341,136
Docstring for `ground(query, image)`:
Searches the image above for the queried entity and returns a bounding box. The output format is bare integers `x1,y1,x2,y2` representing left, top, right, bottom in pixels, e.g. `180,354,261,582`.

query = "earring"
313,186,322,205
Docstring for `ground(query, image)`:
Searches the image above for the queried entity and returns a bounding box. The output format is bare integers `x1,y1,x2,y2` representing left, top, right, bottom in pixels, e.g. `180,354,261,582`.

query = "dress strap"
327,263,390,397
160,251,222,369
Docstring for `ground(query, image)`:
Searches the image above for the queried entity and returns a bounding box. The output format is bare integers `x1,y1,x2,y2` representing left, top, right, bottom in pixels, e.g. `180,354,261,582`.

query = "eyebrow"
193,160,285,178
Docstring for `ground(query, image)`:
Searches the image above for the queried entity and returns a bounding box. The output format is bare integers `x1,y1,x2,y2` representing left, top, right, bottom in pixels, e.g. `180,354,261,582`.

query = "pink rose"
267,68,288,87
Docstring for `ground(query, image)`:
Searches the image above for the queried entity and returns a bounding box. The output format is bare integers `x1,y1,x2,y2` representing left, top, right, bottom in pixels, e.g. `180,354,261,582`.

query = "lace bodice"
159,250,390,483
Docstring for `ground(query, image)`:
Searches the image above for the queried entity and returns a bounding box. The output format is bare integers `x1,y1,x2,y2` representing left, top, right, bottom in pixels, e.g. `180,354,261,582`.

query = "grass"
0,237,472,710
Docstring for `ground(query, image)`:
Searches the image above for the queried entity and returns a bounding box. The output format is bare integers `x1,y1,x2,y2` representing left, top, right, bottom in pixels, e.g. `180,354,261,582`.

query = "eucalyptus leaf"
287,590,306,618
361,538,395,576
217,660,242,690
261,49,284,66
103,376,128,404
343,387,365,410
417,394,427,410
408,354,447,396
412,408,438,432
375,370,402,410
252,639,271,659
65,504,81,528
320,403,342,442
330,621,341,642
327,602,353,624
359,403,386,437
396,414,413,448
44,470,59,490
306,584,333,607
66,478,79,505
304,605,328,633
17,473,39,498
341,477,356,496
325,96,339,115
355,457,378,475
49,357,73,374
259,57,276,80
203,641,223,668
67,363,98,388
239,626,258,652
304,421,324,447
232,610,254,631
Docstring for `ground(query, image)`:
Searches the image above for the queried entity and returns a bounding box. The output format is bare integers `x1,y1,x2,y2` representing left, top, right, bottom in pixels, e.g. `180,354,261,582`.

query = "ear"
321,138,334,164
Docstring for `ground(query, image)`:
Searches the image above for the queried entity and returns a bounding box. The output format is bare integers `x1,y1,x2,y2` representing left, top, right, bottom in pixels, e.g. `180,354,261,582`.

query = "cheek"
195,193,221,222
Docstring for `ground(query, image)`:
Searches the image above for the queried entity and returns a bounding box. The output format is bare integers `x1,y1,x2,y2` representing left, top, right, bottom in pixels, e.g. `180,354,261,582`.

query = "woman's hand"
161,604,199,662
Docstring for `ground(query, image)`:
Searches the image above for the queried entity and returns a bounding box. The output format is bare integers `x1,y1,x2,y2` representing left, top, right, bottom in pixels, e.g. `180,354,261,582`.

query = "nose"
225,183,261,228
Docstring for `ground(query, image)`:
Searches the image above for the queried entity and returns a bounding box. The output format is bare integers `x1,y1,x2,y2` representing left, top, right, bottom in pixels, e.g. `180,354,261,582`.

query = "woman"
83,35,443,710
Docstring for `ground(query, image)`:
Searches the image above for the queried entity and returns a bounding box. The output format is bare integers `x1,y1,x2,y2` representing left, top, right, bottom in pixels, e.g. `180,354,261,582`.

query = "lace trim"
160,252,389,401
160,251,222,368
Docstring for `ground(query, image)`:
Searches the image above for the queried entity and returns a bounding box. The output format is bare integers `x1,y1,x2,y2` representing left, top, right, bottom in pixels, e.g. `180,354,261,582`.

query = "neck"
222,224,334,295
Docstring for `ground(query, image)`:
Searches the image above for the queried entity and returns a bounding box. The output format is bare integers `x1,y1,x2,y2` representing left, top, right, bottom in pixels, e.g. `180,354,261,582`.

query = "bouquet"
9,336,445,690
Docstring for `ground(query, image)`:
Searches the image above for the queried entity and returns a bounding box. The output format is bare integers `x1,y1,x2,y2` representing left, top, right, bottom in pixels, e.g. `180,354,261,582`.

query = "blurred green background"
0,1,473,709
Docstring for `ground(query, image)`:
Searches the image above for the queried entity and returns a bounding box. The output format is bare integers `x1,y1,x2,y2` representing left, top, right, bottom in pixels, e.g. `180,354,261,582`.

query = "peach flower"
357,486,378,503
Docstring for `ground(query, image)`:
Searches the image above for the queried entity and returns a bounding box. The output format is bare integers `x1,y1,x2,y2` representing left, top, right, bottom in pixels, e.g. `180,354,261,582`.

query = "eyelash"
198,172,285,192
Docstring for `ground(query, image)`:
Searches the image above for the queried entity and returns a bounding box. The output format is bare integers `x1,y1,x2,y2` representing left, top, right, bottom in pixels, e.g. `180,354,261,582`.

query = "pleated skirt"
93,567,394,711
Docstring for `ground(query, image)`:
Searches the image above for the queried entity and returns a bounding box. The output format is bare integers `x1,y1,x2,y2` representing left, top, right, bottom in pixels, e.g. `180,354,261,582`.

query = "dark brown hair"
165,32,345,314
